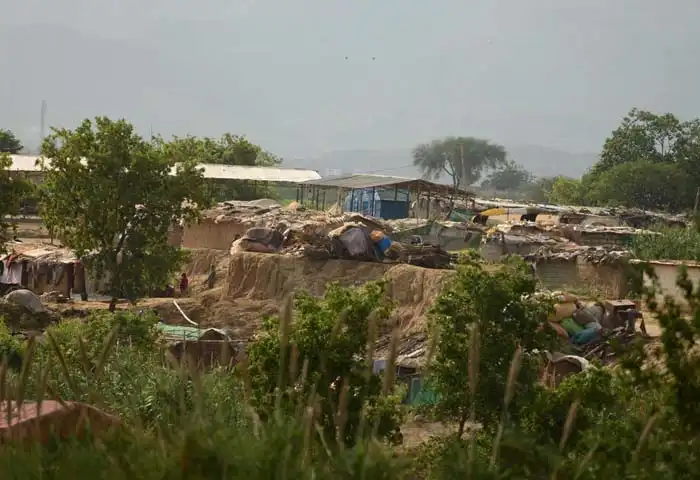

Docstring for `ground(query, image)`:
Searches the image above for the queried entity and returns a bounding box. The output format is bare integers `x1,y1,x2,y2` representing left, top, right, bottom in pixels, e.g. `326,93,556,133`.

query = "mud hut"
533,246,631,298
1,246,86,298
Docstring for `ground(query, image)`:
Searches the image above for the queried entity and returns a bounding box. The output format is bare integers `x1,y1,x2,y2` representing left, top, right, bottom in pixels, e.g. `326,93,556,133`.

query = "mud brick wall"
536,259,629,298
181,219,247,251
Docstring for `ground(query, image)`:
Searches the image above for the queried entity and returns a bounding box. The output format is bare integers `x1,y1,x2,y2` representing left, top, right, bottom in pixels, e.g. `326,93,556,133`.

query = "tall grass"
630,225,700,261
0,309,408,479
0,285,696,478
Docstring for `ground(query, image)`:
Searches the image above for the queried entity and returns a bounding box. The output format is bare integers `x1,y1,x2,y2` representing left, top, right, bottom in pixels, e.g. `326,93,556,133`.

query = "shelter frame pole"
426,190,430,220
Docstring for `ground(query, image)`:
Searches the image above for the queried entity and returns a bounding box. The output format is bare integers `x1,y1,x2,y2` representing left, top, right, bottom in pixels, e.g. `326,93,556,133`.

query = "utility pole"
459,142,465,190
39,100,47,152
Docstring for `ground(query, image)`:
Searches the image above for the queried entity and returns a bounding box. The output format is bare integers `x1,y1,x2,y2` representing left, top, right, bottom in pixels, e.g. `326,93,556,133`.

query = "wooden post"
694,187,700,217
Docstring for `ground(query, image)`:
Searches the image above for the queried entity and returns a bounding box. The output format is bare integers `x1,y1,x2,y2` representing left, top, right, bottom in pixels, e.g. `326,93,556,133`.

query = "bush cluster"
0,258,698,478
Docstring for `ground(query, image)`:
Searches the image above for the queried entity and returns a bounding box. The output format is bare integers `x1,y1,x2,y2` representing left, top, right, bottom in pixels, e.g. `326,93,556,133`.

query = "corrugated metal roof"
8,155,320,183
196,164,321,182
303,174,415,189
301,174,472,196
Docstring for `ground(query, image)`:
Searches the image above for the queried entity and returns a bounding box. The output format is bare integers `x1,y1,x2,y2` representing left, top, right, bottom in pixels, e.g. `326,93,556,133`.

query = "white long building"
6,155,321,184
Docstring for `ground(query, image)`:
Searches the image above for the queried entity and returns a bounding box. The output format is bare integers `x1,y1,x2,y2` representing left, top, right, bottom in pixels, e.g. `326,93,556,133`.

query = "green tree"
523,176,556,203
247,282,404,446
587,108,700,210
481,161,532,192
593,108,696,175
428,257,554,437
0,129,23,154
587,161,690,210
412,136,507,188
39,117,212,311
548,176,585,205
0,153,31,253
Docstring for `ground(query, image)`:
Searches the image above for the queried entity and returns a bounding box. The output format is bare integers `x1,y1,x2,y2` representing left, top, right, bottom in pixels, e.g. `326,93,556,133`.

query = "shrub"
246,281,405,447
428,256,556,435
631,224,700,262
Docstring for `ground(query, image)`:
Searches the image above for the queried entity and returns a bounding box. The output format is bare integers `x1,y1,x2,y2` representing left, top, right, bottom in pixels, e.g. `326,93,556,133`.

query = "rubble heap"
219,200,454,269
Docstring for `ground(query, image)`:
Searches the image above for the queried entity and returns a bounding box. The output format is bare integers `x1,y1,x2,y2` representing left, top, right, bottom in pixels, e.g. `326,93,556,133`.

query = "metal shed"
300,174,472,220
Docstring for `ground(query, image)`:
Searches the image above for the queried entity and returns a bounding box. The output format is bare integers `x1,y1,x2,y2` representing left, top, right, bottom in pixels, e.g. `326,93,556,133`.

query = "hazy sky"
2,0,700,159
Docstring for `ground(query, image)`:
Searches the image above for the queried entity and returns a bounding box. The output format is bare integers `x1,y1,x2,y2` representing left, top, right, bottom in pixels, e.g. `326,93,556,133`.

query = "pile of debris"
221,201,454,269
532,244,631,265
203,199,390,235
486,222,572,247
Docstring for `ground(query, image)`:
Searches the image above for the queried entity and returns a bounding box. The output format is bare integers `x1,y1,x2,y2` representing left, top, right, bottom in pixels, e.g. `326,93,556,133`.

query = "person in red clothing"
179,273,189,295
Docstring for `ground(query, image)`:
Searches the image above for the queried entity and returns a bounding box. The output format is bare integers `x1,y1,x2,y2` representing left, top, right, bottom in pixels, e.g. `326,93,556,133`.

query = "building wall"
168,225,184,247
537,259,629,298
181,219,248,251
644,262,700,310
25,261,72,297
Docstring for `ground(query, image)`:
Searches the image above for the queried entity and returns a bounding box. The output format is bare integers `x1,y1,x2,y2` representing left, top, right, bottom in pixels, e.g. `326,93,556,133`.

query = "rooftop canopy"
301,173,473,197
7,155,321,183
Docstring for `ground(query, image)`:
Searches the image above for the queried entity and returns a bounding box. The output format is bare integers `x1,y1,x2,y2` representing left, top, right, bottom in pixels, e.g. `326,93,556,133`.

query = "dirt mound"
223,252,454,333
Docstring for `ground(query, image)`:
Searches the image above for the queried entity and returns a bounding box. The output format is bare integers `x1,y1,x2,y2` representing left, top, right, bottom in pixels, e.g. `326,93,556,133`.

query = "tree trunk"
457,409,468,439
108,297,118,312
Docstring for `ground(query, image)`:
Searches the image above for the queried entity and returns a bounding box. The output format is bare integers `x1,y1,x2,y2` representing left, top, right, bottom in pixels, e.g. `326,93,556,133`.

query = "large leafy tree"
0,153,31,253
39,117,212,310
0,129,23,154
593,108,697,175
522,176,557,203
165,133,282,201
587,108,700,211
481,160,532,192
587,161,689,211
412,136,507,188
548,176,586,205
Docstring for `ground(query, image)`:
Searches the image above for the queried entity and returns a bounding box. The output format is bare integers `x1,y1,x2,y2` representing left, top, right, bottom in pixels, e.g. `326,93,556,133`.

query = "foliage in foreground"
428,257,555,435
247,282,404,446
3,266,700,478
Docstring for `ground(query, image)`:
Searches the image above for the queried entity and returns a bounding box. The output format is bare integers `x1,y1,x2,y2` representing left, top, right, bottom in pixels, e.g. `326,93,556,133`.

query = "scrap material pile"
485,221,643,265
486,222,573,247
221,200,453,269
531,244,631,265
543,293,651,365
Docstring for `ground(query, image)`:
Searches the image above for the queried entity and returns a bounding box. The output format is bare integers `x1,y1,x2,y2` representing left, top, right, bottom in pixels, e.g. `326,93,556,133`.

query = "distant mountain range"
293,145,598,181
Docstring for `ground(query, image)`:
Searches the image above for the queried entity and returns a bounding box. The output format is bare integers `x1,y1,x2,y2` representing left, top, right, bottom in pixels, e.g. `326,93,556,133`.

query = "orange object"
370,230,385,242
537,321,569,341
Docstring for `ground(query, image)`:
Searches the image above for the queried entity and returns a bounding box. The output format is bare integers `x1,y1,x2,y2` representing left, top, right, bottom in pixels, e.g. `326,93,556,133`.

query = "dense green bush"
247,281,405,446
3,267,700,478
428,256,556,435
631,224,700,261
